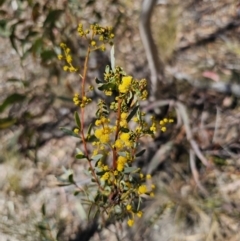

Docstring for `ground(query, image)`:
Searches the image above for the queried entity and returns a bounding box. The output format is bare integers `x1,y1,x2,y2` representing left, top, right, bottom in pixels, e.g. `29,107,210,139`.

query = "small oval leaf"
91,154,103,162
0,93,26,113
127,105,139,122
74,191,80,196
74,111,81,129
124,167,140,174
60,127,80,138
41,204,46,216
136,149,146,157
86,134,98,142
76,153,86,159
68,174,74,184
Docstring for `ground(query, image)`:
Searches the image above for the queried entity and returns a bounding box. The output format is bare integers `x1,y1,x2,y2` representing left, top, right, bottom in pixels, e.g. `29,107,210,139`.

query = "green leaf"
0,118,16,129
40,50,56,62
93,208,100,220
0,19,10,37
86,134,98,142
36,223,48,231
31,38,43,56
137,196,142,211
10,33,19,55
98,82,115,91
74,191,80,196
110,45,115,71
75,153,86,159
114,205,122,214
9,20,25,52
120,127,129,133
93,10,102,20
25,30,39,39
44,10,63,27
7,78,22,82
88,204,93,220
118,151,127,157
95,77,102,84
127,91,133,105
136,149,146,157
55,95,72,102
127,105,139,122
41,204,46,216
0,93,26,113
0,19,7,28
94,193,100,202
87,123,93,136
137,108,142,122
68,174,74,184
91,154,103,162
59,127,80,138
74,111,81,129
124,167,140,174
96,170,105,176
146,129,154,135
88,194,95,203
56,183,72,187
105,65,110,74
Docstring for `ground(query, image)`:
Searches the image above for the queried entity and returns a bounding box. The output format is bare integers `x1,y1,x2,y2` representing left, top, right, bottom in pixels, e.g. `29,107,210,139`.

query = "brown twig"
189,149,208,196
78,46,103,190
175,101,209,167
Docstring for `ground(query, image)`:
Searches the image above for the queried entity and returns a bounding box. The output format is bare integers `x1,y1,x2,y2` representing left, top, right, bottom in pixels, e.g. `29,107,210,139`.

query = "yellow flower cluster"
77,23,89,37
150,117,174,134
119,76,132,93
95,116,110,126
120,132,132,147
58,43,78,72
90,24,114,43
126,204,132,211
73,128,79,134
77,23,114,51
116,156,127,172
137,211,143,217
126,204,143,227
114,131,132,150
104,90,113,96
94,116,116,145
120,112,128,128
127,219,134,227
150,122,157,133
73,94,92,108
95,127,113,144
101,172,110,181
138,185,147,195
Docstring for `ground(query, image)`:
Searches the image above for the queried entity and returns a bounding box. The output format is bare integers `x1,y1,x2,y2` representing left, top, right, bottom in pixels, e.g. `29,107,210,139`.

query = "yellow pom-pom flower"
101,172,110,181
120,133,130,142
127,219,134,227
126,204,132,211
137,211,143,218
116,156,127,172
119,76,132,93
138,185,147,194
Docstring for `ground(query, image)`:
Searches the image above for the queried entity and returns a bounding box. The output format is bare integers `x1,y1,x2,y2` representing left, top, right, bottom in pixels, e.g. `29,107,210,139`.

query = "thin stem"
113,98,123,169
78,45,103,190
